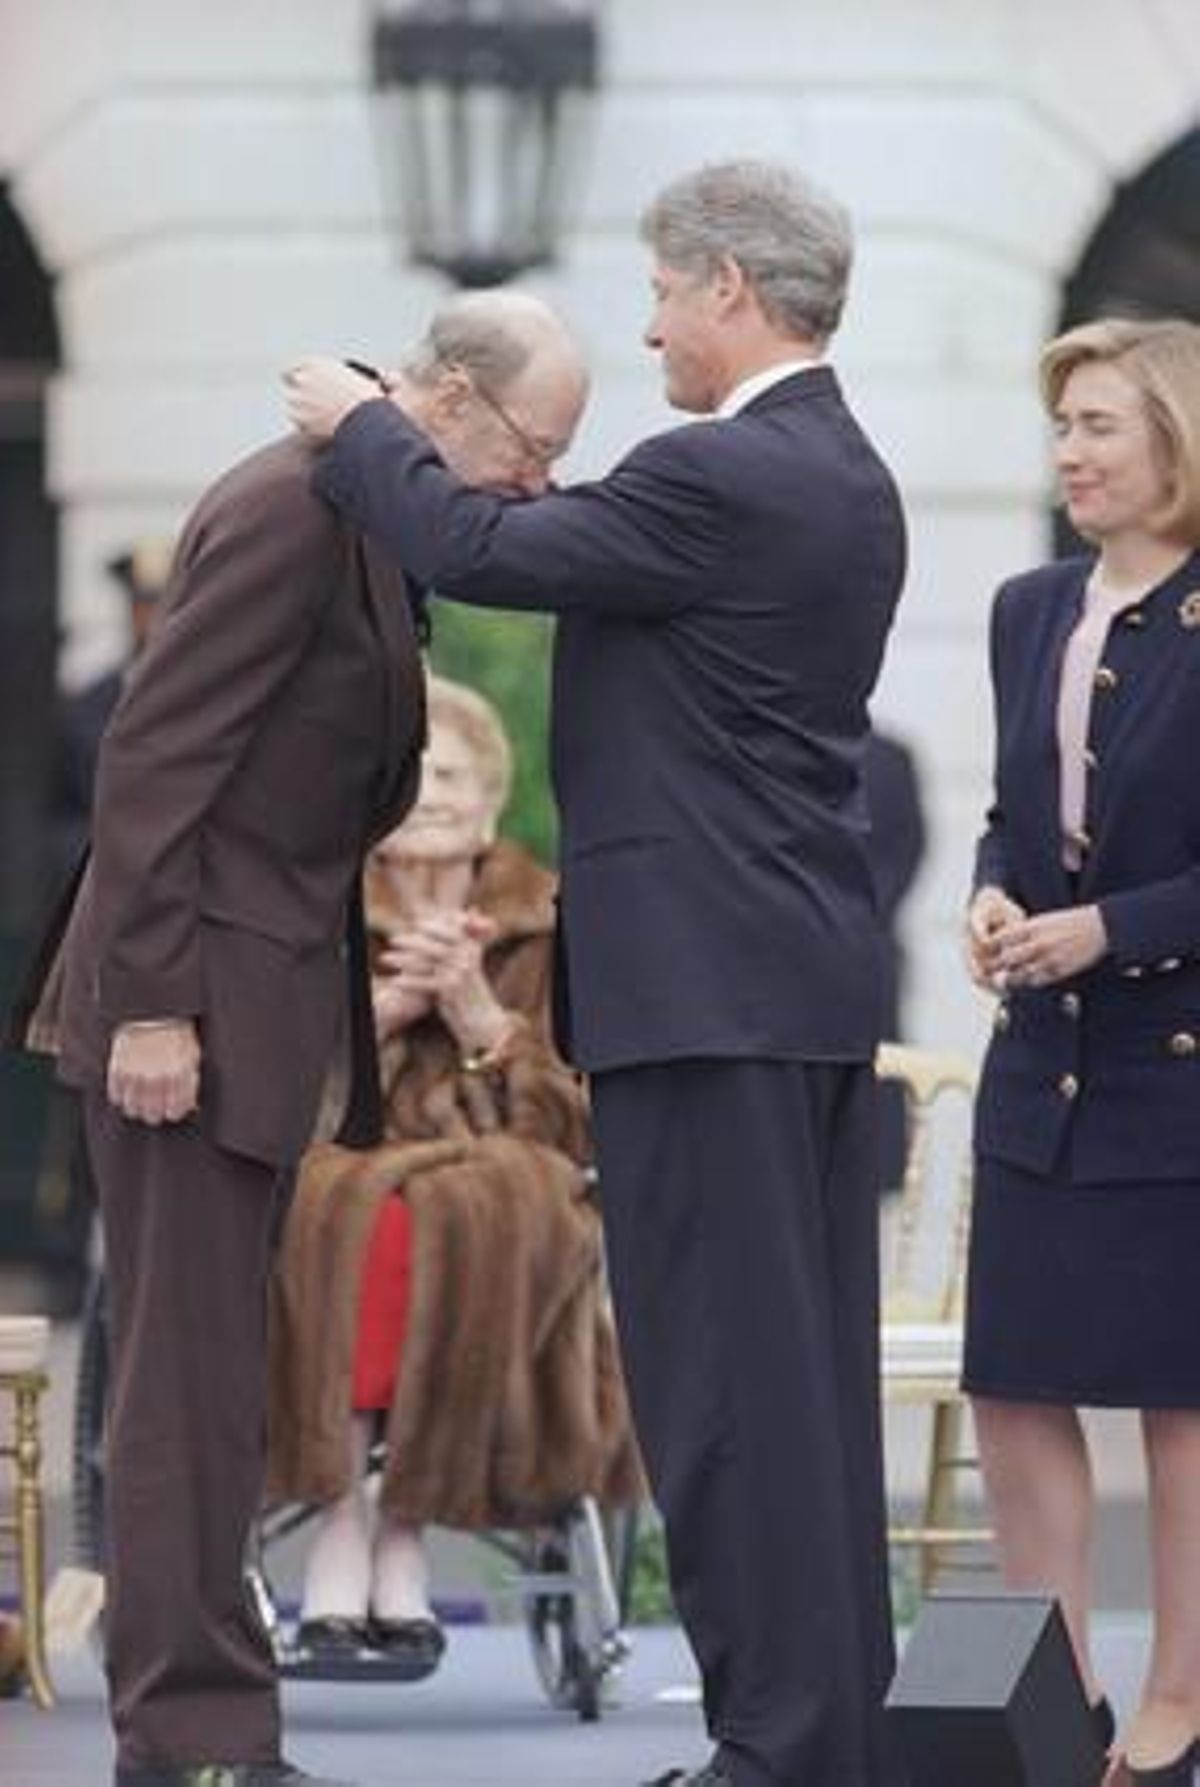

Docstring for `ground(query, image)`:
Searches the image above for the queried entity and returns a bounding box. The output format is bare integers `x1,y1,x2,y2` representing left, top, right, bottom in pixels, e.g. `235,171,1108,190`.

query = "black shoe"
115,1766,355,1786
1128,1738,1200,1786
367,1614,447,1679
295,1615,373,1661
1091,1695,1117,1752
642,1766,731,1786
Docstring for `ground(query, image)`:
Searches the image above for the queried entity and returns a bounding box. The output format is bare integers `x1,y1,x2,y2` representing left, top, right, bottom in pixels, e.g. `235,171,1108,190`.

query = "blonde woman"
964,318,1200,1786
267,677,638,1675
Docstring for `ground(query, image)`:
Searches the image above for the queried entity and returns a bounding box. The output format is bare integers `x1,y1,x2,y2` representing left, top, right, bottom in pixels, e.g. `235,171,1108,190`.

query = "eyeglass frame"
438,360,567,473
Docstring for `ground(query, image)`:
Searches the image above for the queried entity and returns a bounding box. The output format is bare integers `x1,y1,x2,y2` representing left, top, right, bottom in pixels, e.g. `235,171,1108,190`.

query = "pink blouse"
1056,576,1143,870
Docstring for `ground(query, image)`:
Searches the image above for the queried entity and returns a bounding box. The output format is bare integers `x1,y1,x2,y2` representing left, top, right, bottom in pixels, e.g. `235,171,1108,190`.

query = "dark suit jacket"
15,437,425,1168
315,367,906,1070
974,549,1200,1182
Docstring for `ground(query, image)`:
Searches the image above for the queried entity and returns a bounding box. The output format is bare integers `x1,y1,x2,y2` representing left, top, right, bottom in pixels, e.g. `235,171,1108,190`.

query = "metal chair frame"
876,1042,992,1590
0,1314,54,1708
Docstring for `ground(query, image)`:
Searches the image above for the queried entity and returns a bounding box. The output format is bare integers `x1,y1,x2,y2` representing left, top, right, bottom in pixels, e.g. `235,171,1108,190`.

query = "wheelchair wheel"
522,1497,631,1723
72,1271,108,1574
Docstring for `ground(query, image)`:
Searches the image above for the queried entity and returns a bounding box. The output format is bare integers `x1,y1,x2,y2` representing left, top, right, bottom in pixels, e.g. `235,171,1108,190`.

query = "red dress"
351,1195,414,1411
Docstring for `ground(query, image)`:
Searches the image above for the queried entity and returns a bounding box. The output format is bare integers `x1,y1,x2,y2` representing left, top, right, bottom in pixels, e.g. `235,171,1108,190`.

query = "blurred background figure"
267,675,639,1677
864,727,928,1191
20,541,176,1319
50,540,172,886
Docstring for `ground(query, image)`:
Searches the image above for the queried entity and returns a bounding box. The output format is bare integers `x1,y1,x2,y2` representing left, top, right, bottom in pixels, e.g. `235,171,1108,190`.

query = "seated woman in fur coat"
266,674,639,1674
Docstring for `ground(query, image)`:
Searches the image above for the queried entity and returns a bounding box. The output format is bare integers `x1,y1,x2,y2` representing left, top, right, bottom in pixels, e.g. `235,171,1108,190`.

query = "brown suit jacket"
15,436,425,1168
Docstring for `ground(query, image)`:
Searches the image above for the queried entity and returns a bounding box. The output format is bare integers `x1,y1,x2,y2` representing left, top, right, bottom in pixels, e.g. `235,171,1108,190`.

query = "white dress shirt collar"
717,357,825,419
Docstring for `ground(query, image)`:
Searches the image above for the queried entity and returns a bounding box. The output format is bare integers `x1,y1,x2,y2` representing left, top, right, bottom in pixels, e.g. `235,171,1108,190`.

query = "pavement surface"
6,1622,702,1786
2,1614,1162,1787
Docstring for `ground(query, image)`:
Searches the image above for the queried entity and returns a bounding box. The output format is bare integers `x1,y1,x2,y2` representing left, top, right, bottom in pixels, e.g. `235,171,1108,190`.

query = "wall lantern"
371,1,600,287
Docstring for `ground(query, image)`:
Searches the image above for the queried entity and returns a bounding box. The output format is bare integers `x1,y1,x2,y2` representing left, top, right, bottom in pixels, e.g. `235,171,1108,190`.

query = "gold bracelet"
460,1015,525,1076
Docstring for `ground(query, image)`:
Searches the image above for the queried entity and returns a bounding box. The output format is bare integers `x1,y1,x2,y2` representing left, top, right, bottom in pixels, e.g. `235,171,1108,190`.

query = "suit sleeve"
89,481,334,1024
313,398,724,618
1098,871,1200,967
971,584,1015,898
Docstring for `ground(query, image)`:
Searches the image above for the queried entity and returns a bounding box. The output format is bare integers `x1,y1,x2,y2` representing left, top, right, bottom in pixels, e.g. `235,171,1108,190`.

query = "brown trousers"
85,1093,292,1771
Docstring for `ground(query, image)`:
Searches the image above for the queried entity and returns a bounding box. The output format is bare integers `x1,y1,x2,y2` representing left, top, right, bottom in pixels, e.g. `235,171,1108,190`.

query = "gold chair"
0,1315,54,1707
876,1042,990,1591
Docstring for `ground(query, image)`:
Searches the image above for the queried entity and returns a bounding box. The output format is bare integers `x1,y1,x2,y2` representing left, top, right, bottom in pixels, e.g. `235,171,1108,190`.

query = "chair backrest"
875,1043,978,1325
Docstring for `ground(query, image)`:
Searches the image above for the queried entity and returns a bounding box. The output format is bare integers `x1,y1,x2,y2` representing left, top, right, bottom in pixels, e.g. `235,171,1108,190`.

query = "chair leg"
13,1381,53,1709
919,1399,964,1595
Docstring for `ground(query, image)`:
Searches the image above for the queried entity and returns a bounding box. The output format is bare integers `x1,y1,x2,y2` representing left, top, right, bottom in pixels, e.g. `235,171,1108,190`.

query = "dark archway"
1053,129,1200,556
0,184,65,1287
1062,129,1200,328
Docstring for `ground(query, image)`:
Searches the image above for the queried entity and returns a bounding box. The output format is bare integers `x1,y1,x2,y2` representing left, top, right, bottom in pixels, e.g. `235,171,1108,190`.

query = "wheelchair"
71,1271,639,1722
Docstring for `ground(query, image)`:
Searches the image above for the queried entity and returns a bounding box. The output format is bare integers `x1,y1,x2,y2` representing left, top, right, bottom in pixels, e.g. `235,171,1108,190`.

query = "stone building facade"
1,0,1198,1055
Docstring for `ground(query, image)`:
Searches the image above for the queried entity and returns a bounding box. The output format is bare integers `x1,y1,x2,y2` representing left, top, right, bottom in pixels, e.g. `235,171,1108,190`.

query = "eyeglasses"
468,378,566,474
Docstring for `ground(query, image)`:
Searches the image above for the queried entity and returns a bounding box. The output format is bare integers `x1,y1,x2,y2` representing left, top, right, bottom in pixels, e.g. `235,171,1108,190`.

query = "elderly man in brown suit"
13,290,587,1787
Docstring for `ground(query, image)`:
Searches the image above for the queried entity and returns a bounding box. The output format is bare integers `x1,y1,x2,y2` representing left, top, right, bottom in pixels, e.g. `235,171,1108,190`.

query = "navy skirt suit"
963,549,1200,1408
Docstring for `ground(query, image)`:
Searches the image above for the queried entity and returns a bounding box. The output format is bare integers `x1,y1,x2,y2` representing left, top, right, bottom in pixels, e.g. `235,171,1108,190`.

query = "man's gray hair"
640,160,853,341
403,289,567,394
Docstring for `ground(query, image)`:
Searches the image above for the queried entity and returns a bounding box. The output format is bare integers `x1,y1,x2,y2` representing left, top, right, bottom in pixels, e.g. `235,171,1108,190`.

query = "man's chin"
664,386,715,416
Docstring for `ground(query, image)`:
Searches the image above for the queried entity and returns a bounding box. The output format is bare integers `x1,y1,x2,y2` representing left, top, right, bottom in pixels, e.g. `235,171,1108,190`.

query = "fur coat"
266,839,641,1527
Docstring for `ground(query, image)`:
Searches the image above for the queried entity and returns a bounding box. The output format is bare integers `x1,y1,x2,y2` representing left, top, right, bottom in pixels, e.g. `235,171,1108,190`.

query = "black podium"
886,1593,1107,1787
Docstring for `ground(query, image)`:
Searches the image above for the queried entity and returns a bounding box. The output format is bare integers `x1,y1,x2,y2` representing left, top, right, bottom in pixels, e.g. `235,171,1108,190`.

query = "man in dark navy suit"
284,159,908,1787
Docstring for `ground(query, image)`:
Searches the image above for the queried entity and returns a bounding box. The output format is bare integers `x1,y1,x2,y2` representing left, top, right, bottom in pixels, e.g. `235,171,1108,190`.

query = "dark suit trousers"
84,1094,291,1770
590,1060,901,1787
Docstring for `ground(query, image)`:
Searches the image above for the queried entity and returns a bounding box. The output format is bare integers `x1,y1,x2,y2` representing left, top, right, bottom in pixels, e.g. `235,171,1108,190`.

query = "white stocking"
371,1519,434,1623
299,1413,374,1623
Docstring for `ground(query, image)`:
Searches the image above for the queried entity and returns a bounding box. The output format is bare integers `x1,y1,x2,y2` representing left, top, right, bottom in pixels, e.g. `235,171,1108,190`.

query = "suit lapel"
356,534,426,816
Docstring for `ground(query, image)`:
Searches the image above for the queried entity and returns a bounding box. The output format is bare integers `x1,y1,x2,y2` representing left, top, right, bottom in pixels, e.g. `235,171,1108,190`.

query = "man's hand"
965,886,1027,992
106,1019,201,1125
282,357,380,442
987,904,1109,990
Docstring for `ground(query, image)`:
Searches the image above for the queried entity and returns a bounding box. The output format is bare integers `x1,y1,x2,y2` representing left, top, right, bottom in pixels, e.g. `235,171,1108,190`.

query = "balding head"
393,289,589,496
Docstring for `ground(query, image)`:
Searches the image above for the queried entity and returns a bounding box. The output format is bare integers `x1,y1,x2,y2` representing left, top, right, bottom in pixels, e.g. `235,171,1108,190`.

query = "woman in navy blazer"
963,317,1200,1786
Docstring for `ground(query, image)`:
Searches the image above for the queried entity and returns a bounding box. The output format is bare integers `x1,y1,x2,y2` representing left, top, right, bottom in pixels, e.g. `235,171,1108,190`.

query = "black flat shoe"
115,1765,355,1785
367,1614,447,1679
642,1766,731,1786
295,1615,373,1661
1127,1738,1200,1786
1092,1695,1117,1752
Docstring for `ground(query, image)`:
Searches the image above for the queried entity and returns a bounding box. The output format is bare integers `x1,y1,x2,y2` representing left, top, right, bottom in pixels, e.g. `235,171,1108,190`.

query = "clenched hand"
107,1019,202,1125
282,357,380,442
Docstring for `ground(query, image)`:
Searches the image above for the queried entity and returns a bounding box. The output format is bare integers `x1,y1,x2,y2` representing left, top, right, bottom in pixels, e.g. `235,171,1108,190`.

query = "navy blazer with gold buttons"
973,548,1200,1184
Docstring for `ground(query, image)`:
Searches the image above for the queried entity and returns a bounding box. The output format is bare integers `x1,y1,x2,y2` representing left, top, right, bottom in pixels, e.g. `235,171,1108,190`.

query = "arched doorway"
0,185,67,1294
1062,129,1200,328
1052,128,1200,556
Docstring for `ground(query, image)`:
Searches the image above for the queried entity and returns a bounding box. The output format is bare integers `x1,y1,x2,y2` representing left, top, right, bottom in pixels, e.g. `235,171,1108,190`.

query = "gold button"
1169,1032,1198,1058
1094,665,1119,691
1121,607,1147,629
1060,992,1081,1019
1072,827,1093,853
1058,1073,1080,1099
994,1002,1010,1032
1083,747,1099,772
1156,958,1182,974
1122,965,1146,979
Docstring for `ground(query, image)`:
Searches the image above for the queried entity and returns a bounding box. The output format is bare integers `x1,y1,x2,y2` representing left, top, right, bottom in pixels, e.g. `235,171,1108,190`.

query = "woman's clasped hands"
372,906,506,1054
966,886,1109,993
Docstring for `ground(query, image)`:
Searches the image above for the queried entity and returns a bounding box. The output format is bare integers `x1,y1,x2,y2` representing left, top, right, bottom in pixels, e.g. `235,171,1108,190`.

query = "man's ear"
431,363,474,419
710,253,750,316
